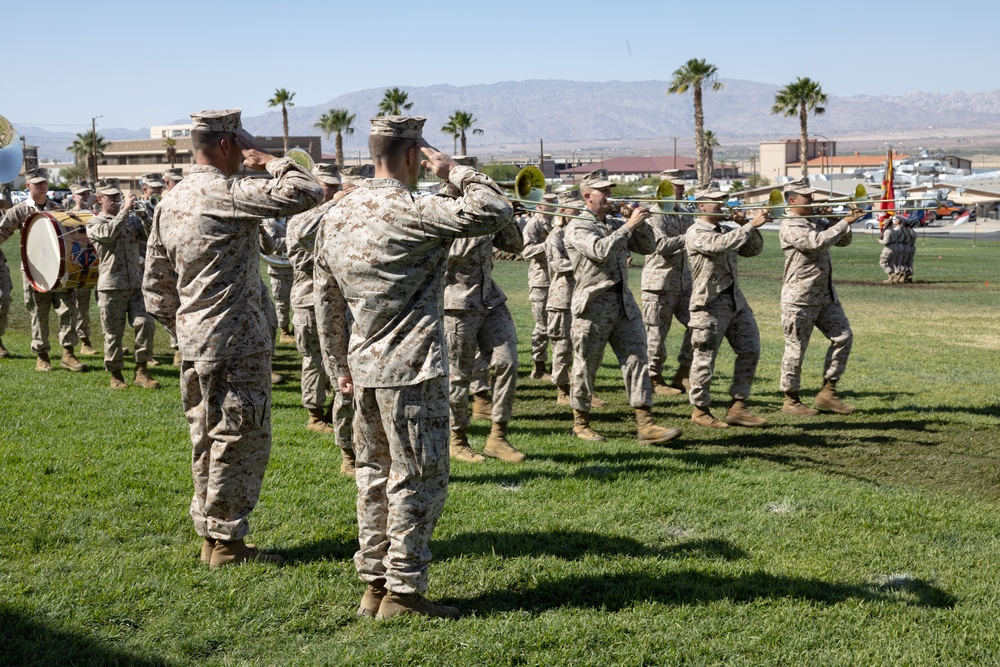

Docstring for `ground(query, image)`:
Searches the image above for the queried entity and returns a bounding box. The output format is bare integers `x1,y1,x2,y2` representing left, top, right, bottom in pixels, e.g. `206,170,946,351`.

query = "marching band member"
685,188,768,428
521,192,557,381
0,168,83,370
565,169,681,445
67,181,99,356
86,178,159,389
778,179,861,416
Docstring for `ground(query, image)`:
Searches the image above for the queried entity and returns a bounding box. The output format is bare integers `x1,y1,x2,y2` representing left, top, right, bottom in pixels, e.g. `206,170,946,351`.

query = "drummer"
86,179,159,390
0,168,84,370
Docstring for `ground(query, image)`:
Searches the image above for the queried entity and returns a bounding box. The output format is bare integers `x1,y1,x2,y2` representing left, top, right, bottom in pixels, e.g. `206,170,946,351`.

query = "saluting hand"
236,129,275,171
419,141,458,180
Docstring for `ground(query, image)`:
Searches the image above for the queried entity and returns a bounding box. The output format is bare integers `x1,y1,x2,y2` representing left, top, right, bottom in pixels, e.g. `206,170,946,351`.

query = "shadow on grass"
277,537,357,563
450,569,956,615
0,606,171,667
434,530,747,562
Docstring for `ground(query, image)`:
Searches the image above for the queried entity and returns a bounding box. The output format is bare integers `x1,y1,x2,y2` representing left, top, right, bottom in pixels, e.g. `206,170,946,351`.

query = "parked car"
9,190,28,204
933,199,975,221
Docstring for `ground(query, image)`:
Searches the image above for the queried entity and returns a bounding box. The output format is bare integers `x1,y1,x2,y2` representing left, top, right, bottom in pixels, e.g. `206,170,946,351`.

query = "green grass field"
1,230,998,666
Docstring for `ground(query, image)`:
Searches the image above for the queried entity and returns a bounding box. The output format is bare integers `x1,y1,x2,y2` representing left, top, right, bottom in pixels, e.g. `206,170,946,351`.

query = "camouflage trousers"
642,288,694,378
97,289,155,372
181,352,272,542
879,247,899,276
571,289,652,412
353,376,450,594
0,255,10,337
269,268,293,330
688,294,760,409
73,288,93,340
445,305,518,428
469,351,490,396
780,302,853,393
23,280,77,354
546,308,573,386
293,305,353,450
528,287,549,363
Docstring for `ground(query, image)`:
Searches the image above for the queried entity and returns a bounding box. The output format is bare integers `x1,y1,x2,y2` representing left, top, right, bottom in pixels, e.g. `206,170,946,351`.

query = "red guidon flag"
878,148,895,232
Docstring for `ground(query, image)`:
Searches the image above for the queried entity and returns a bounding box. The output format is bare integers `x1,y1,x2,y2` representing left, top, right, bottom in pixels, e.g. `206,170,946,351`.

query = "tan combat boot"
556,384,571,406
651,374,682,396
279,327,295,345
60,347,85,372
814,379,856,415
671,364,692,393
133,363,161,389
79,336,97,356
340,448,357,477
271,372,286,384
450,427,485,463
357,578,387,618
109,370,128,390
691,405,728,428
590,394,607,409
36,352,52,372
484,421,526,463
376,591,460,620
200,538,217,564
0,337,8,359
781,392,819,417
306,408,335,434
209,539,285,568
471,391,493,420
172,350,182,365
724,399,768,427
572,409,606,442
635,406,683,445
530,360,551,381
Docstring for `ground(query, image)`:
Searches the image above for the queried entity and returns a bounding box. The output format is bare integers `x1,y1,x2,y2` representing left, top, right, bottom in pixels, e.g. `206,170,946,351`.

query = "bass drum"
21,210,100,292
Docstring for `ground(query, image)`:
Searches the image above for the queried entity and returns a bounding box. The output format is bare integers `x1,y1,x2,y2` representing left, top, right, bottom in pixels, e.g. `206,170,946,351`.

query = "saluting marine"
521,193,557,381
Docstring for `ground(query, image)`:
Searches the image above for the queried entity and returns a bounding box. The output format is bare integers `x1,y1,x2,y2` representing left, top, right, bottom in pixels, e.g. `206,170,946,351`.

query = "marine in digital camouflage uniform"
684,188,769,428
162,168,184,364
444,193,526,464
260,217,294,342
521,194,557,380
67,181,98,356
641,190,694,396
778,179,863,417
0,168,83,370
143,109,323,567
544,192,578,405
316,116,512,619
86,178,159,389
900,217,917,282
565,170,681,445
879,217,905,283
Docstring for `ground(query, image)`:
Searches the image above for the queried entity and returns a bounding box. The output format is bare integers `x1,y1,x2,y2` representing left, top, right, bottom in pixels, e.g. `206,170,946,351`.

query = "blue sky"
7,0,998,132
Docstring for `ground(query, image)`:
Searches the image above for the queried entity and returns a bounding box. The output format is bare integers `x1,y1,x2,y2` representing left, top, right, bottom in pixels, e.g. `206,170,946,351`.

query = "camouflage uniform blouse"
779,216,852,306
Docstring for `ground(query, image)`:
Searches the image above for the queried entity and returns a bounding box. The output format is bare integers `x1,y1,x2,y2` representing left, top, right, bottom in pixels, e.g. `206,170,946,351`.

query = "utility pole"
539,139,544,176
90,115,102,183
670,136,678,169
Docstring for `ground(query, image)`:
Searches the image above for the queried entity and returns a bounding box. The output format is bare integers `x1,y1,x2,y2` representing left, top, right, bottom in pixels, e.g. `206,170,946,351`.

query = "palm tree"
446,111,483,156
667,58,723,187
441,118,460,155
67,130,108,183
314,108,356,166
702,130,720,182
163,137,177,168
267,88,296,154
771,77,828,178
377,88,412,117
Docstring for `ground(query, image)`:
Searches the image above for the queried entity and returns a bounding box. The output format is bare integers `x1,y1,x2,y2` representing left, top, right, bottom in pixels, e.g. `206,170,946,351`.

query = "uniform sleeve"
545,231,573,276
626,220,657,255
780,218,851,254
648,216,686,258
313,252,351,379
687,222,756,258
737,227,764,258
0,203,29,245
493,212,524,254
227,157,325,221
414,165,513,239
566,218,631,264
141,209,180,336
521,218,548,260
85,208,131,246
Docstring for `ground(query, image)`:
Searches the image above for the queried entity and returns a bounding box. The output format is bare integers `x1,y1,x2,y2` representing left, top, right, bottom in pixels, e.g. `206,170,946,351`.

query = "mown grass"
1,231,998,666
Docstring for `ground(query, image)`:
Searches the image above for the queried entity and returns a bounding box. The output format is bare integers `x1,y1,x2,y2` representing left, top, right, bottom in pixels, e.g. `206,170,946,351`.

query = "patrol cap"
557,190,582,204
341,164,374,187
70,181,92,195
142,172,165,188
24,168,48,184
579,169,614,190
190,108,242,132
164,168,184,183
369,115,426,140
541,192,558,203
694,188,728,202
96,178,123,196
783,178,820,196
312,163,341,186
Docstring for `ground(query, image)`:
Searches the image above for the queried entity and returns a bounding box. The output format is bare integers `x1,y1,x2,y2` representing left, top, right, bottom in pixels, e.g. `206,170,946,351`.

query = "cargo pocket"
688,311,718,352
223,356,270,433
397,384,450,479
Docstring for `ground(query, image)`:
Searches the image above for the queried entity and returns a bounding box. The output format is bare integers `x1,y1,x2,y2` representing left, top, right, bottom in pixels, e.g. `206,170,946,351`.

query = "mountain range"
22,79,1000,160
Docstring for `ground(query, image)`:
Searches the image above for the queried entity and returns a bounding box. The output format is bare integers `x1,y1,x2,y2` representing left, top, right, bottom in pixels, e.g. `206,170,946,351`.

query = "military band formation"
1,109,876,619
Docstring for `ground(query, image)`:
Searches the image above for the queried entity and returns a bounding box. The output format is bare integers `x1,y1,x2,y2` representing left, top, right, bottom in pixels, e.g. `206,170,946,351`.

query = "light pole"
815,134,833,196
90,114,102,183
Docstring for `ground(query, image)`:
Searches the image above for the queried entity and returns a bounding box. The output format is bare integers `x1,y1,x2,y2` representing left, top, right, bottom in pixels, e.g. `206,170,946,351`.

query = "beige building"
97,135,323,191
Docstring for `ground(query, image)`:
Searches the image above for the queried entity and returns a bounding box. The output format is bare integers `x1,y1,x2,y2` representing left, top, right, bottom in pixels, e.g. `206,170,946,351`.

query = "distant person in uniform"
67,181,98,356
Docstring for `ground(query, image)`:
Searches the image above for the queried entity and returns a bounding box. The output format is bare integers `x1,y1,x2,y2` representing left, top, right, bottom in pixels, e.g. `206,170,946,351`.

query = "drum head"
23,214,63,291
